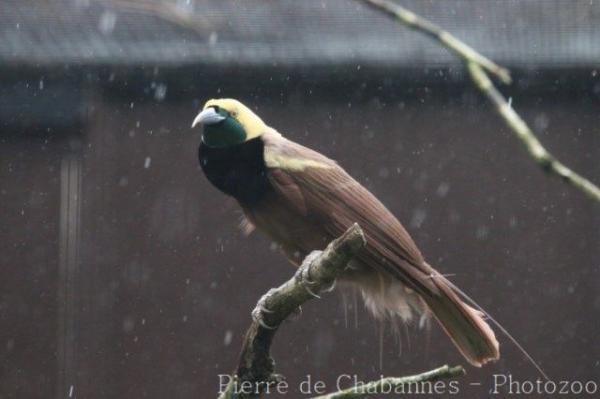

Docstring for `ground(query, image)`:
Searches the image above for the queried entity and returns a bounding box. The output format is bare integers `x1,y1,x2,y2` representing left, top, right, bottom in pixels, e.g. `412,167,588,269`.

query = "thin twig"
312,365,465,399
360,0,600,203
360,0,511,84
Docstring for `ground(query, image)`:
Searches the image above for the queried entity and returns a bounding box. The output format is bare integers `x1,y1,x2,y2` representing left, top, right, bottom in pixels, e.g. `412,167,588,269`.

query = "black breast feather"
198,137,271,205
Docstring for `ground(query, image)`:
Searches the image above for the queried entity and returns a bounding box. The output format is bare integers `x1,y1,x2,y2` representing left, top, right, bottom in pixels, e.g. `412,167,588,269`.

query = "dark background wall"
2,72,597,398
0,138,62,398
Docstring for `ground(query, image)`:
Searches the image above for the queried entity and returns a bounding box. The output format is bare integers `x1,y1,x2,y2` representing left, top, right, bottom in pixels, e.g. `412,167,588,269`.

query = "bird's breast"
198,138,271,205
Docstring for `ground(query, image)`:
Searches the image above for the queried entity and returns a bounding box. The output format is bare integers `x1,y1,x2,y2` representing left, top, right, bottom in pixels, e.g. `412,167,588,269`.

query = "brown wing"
260,132,500,367
261,132,440,296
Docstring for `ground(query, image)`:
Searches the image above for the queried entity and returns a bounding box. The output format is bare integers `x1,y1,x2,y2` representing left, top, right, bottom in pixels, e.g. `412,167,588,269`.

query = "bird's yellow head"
191,99,268,147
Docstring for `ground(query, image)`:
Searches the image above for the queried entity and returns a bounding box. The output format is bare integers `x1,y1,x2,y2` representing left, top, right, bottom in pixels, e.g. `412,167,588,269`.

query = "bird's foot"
251,288,277,330
296,250,323,299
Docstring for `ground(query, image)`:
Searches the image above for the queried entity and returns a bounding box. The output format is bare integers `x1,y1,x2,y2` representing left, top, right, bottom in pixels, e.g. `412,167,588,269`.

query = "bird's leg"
295,250,324,299
251,288,277,330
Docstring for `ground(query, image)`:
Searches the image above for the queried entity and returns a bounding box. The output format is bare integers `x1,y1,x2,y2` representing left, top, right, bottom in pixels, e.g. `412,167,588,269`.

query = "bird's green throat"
202,115,247,148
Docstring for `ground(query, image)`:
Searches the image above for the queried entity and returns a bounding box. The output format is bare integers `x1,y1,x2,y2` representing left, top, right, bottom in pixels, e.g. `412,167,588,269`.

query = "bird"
191,98,499,367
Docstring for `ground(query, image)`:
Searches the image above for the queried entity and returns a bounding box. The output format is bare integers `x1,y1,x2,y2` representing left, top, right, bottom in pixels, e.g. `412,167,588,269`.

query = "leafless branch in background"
466,62,600,202
360,0,600,203
311,365,465,399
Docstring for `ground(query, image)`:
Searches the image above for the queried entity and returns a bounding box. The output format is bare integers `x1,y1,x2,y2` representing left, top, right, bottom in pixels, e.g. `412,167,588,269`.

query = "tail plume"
421,267,499,367
442,275,549,379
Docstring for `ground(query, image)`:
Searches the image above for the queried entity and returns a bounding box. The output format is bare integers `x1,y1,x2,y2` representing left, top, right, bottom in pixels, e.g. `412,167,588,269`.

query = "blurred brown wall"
1,80,599,398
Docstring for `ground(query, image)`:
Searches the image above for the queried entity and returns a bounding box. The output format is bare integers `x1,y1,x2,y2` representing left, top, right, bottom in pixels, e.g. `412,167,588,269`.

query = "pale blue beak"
191,107,226,128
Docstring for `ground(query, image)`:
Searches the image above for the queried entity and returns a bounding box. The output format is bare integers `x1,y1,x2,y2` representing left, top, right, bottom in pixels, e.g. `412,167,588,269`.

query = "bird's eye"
212,105,220,113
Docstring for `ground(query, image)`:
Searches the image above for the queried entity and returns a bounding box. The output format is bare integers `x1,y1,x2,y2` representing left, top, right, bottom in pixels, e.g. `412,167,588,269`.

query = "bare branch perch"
214,224,471,399
360,0,600,203
312,365,465,399
218,224,367,399
217,225,466,399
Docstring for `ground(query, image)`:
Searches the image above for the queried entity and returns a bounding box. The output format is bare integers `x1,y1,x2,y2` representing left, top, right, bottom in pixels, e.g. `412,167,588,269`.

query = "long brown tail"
421,266,499,367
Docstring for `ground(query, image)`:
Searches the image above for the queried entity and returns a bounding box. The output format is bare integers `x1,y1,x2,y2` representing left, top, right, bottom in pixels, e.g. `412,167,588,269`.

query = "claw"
251,289,277,329
256,317,277,330
296,251,324,299
252,306,277,330
295,250,340,298
260,306,275,314
304,284,321,299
